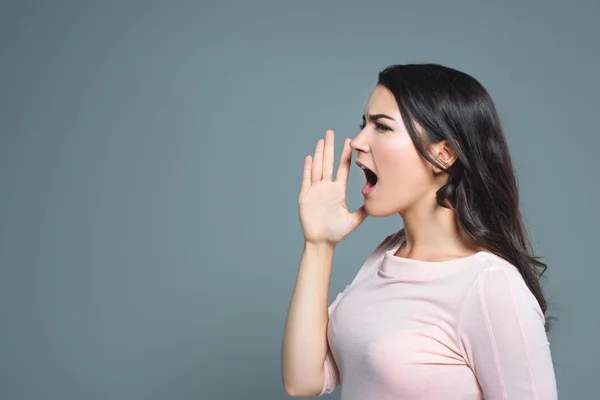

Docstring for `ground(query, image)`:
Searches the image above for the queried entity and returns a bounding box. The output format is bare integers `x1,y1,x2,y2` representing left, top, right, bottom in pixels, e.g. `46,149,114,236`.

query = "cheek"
380,143,428,187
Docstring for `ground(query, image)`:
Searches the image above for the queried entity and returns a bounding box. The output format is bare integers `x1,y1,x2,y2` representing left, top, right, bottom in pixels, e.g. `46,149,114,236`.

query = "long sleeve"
457,266,558,399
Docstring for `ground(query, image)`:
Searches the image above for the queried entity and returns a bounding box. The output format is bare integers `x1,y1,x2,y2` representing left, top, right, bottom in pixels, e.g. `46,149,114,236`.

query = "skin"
350,84,483,262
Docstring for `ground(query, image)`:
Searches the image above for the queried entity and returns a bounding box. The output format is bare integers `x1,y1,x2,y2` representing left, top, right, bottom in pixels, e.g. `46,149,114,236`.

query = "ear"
431,140,458,173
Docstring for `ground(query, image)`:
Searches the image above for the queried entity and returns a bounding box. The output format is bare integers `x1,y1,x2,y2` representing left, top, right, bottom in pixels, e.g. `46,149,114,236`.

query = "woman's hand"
298,130,368,245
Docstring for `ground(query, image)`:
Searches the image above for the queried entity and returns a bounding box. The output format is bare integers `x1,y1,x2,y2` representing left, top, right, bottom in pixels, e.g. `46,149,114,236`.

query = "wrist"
304,240,336,253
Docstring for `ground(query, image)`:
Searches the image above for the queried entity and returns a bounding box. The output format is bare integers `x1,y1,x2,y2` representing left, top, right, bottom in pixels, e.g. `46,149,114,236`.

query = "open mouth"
363,167,378,187
356,161,379,196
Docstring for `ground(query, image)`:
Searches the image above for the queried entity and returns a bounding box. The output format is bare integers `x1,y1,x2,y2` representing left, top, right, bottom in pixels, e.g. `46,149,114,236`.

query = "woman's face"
350,84,439,217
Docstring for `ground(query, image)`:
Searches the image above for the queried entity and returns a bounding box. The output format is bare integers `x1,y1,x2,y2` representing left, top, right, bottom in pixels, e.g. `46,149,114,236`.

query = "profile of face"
350,84,450,217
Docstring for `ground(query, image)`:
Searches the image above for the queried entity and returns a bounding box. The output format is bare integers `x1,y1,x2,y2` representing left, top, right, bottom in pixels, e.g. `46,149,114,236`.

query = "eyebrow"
363,113,396,122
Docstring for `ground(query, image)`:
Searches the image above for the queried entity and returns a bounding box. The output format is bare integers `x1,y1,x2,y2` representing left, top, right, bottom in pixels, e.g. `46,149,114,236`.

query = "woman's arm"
457,266,558,399
281,242,336,397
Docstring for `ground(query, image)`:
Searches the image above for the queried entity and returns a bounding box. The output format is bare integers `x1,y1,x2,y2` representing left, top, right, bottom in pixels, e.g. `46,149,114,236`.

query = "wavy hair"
377,63,556,332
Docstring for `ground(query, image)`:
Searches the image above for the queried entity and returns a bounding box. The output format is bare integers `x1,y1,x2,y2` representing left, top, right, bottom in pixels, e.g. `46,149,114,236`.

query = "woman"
281,63,558,399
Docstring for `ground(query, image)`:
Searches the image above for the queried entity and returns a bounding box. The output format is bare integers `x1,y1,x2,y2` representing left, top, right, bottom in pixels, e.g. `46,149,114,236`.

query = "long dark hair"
378,63,556,333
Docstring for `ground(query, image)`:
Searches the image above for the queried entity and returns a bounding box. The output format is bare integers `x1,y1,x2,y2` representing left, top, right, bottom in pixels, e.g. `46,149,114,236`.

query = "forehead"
363,85,401,117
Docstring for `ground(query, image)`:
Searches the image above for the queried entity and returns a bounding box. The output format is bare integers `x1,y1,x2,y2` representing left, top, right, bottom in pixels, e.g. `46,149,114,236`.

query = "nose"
350,132,368,154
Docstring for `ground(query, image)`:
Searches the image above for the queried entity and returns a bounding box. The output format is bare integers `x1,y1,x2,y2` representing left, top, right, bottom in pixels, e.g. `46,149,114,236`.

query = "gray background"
1,0,597,398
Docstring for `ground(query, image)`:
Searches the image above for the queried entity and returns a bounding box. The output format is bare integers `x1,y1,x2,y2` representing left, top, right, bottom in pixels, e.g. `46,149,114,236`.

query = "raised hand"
298,130,368,245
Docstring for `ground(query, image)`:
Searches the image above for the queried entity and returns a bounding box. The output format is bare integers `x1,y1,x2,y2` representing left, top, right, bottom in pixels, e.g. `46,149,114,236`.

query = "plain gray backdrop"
1,0,598,399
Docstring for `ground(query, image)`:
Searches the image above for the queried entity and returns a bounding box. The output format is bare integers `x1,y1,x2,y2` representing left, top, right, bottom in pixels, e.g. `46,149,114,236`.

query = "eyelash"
359,122,391,132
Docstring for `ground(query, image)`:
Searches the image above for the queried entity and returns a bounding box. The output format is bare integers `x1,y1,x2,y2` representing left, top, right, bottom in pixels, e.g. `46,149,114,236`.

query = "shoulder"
455,249,524,287
345,229,404,288
363,228,404,261
469,251,530,290
377,228,404,250
460,252,544,323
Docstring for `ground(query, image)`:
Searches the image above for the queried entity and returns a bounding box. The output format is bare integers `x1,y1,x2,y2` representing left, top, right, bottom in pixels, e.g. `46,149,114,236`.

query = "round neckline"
389,246,487,265
377,234,491,281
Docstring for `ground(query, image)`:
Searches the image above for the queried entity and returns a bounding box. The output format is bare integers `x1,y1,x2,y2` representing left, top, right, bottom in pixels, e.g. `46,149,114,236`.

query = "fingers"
300,155,312,196
311,138,324,183
335,137,352,184
322,130,334,181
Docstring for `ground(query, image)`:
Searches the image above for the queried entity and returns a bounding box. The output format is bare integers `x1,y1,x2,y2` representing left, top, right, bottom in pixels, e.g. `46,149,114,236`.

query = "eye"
359,121,391,132
375,123,391,132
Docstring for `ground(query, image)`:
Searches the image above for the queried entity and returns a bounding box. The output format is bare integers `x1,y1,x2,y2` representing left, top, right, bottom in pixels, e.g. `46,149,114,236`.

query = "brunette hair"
378,63,556,332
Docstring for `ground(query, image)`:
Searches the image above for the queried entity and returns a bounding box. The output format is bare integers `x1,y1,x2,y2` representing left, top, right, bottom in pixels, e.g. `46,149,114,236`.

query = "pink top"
320,229,557,399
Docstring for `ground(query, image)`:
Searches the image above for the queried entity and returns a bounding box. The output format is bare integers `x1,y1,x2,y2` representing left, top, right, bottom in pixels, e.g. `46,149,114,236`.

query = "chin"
364,200,395,218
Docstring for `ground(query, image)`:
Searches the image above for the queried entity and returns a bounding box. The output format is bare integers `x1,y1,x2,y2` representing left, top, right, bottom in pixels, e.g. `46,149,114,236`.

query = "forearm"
282,241,335,396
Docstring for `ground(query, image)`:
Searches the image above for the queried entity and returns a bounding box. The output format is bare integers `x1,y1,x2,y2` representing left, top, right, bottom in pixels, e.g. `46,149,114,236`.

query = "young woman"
282,63,558,399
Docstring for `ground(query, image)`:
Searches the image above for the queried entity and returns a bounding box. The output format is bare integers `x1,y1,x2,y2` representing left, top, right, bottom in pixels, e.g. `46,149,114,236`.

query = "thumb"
350,205,368,229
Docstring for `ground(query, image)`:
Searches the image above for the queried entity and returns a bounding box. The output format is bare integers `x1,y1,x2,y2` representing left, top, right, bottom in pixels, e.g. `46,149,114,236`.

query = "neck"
397,202,481,260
